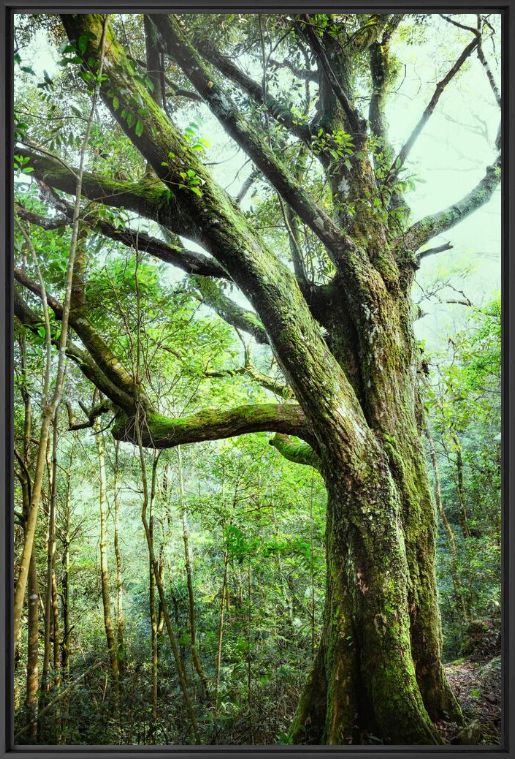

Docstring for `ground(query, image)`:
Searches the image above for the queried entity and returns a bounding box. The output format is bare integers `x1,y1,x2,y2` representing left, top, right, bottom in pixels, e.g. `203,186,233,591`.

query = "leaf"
112,95,120,111
77,31,95,54
134,120,144,137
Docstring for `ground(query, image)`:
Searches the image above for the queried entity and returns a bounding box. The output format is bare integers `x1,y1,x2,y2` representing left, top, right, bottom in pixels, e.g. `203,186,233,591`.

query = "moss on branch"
112,404,311,449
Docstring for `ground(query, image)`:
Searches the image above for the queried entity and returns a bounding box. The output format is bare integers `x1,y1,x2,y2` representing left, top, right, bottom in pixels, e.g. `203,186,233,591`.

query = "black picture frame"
1,2,513,757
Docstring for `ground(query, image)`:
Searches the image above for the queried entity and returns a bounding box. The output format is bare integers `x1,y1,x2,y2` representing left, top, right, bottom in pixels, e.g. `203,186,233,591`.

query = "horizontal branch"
17,199,228,279
16,147,190,235
94,221,227,277
14,203,68,230
402,154,501,251
113,403,311,449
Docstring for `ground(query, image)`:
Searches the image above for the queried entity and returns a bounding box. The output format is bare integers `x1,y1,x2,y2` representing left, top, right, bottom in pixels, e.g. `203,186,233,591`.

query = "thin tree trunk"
60,456,72,681
18,333,39,739
41,417,59,698
149,514,158,723
451,430,471,538
177,447,209,698
135,418,199,741
51,571,62,742
112,440,125,675
94,417,120,692
25,549,39,741
426,423,469,622
13,21,108,644
214,552,228,709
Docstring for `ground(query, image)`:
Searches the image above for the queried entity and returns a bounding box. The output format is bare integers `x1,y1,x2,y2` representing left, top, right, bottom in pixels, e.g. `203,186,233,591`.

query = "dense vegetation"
13,11,501,745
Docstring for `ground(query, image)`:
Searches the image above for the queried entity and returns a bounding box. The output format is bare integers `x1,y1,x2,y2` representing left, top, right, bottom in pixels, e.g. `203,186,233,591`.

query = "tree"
14,11,500,744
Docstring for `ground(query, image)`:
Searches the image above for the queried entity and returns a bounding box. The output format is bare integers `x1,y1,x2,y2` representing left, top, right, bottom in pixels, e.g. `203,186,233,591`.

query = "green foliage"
424,299,501,659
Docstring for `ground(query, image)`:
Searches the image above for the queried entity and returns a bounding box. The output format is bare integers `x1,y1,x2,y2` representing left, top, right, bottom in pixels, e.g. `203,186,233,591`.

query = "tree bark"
112,441,125,675
41,417,59,698
25,550,39,741
94,418,120,692
177,448,209,699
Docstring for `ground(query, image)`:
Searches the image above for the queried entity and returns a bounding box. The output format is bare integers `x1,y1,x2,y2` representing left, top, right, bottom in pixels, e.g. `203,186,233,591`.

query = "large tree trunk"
290,325,461,744
291,465,441,744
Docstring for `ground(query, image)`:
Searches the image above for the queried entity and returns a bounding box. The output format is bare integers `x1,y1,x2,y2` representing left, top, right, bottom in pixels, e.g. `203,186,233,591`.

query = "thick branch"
151,14,359,262
193,276,269,345
113,403,311,449
401,155,501,251
59,14,374,460
16,147,187,233
198,40,313,145
269,432,320,468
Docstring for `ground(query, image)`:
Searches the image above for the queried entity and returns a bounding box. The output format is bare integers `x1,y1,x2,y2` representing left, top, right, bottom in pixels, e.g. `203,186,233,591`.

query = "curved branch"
269,432,320,468
192,276,269,345
67,399,112,430
401,154,501,251
205,364,292,399
113,403,311,449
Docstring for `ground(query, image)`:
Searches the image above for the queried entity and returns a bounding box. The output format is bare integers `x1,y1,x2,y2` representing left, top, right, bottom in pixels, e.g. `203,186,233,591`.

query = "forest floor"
439,656,501,744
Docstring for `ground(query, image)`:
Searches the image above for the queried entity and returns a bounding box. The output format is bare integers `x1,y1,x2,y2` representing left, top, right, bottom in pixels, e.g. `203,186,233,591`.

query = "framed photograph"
1,1,513,756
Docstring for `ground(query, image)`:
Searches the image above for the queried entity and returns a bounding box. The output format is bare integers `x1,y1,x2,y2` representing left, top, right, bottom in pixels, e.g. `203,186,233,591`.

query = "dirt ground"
438,656,502,744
